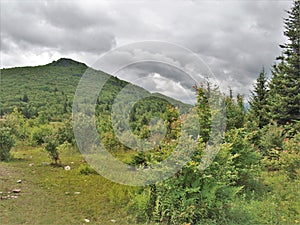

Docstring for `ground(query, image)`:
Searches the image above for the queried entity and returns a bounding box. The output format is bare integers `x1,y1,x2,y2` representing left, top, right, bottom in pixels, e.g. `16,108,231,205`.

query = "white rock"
74,192,81,195
12,189,21,193
17,180,22,183
64,166,71,171
84,219,90,223
111,219,116,223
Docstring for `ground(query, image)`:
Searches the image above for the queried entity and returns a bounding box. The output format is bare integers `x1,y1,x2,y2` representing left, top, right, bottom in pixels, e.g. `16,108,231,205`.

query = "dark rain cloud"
0,0,293,98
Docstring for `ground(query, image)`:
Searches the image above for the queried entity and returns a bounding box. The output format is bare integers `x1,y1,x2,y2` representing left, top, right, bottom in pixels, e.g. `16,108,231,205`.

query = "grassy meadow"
0,147,146,225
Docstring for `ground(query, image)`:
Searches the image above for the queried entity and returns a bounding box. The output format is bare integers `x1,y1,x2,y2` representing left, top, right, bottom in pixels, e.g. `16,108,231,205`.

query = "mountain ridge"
0,58,191,119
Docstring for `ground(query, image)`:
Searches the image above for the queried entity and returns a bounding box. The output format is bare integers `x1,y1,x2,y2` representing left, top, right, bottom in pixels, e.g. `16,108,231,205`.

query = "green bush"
129,151,147,167
224,128,261,189
259,123,284,155
2,108,29,142
279,132,300,179
138,142,245,224
0,127,14,161
44,135,60,165
30,125,52,146
129,189,151,223
78,164,97,175
133,128,262,224
260,128,300,178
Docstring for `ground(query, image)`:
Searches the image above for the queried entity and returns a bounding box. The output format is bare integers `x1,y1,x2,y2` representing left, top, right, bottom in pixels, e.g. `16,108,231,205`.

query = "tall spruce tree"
268,0,300,125
249,68,269,128
195,84,211,143
236,93,245,127
225,89,245,130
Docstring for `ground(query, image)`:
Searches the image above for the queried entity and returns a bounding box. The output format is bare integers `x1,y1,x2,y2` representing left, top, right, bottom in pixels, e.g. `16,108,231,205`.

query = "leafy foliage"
0,126,14,161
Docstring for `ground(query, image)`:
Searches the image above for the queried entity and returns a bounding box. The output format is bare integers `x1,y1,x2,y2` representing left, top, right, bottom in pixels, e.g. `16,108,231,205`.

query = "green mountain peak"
48,58,88,68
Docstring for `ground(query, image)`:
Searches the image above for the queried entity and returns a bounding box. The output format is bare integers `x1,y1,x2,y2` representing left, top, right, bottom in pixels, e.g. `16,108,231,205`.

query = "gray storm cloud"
0,0,292,99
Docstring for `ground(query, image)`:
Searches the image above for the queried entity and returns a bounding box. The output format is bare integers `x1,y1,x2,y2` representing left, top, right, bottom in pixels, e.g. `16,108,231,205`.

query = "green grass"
227,171,300,225
0,146,150,225
1,146,299,225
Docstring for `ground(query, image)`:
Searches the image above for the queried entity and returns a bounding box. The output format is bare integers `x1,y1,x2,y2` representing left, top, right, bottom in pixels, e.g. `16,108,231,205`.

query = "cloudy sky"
0,0,293,101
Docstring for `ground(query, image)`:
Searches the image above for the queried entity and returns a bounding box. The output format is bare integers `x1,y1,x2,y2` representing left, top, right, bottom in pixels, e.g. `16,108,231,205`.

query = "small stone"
29,163,34,167
64,166,71,171
74,192,81,195
17,179,22,183
12,189,21,193
84,219,90,223
70,162,74,164
111,219,116,223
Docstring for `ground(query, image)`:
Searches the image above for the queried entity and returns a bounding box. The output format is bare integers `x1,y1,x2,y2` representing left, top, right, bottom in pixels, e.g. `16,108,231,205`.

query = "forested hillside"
0,58,189,120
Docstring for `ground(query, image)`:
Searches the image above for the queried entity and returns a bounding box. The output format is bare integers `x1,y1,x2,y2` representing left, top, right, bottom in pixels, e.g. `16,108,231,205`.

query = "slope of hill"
0,58,191,120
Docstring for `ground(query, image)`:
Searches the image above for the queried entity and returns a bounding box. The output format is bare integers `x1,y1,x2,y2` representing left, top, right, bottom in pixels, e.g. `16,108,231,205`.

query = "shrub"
0,127,14,161
2,108,28,142
139,142,245,224
44,136,60,165
42,120,75,165
129,151,147,167
260,128,300,178
259,123,284,155
279,132,300,179
129,189,151,223
30,125,52,146
134,128,263,224
78,164,97,175
224,128,261,188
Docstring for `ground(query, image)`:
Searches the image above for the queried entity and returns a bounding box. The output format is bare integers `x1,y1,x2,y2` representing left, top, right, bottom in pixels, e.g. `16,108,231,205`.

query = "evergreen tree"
268,0,300,125
225,90,245,130
195,84,211,143
249,68,269,128
236,93,245,127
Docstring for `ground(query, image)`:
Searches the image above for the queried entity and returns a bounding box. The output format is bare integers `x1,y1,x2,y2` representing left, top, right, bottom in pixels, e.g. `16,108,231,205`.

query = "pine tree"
195,84,211,143
249,68,269,128
225,89,245,130
268,0,300,125
236,93,245,127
